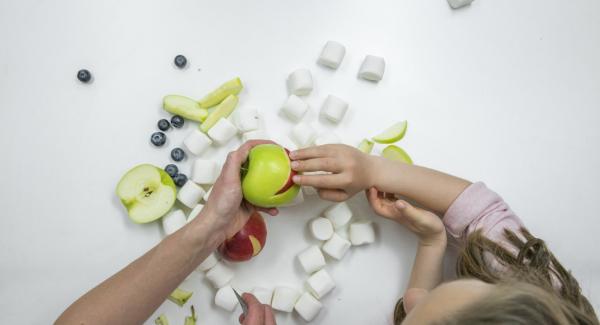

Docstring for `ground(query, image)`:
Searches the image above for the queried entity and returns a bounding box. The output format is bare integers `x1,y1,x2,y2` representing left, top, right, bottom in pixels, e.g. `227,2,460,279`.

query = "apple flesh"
218,211,267,262
241,144,300,207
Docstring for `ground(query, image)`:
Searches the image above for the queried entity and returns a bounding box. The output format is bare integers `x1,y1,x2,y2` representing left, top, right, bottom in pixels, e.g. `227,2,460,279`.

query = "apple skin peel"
241,144,300,207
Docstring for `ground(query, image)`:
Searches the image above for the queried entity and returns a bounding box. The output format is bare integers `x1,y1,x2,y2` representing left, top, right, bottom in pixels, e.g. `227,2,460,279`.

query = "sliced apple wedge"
199,95,239,133
168,288,193,307
155,314,169,325
184,306,197,325
163,95,209,122
116,164,176,224
372,120,407,144
381,145,413,164
198,77,243,108
357,139,374,154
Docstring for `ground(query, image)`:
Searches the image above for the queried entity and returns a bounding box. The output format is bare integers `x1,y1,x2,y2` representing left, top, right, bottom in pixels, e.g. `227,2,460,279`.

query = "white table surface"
1,0,599,324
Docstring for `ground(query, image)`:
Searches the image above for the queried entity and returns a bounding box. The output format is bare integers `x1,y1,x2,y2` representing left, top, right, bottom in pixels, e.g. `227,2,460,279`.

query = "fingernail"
293,175,300,183
291,161,299,169
289,151,297,159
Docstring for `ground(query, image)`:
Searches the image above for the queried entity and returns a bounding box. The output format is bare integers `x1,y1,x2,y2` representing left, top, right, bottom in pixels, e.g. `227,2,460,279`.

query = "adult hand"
239,293,276,325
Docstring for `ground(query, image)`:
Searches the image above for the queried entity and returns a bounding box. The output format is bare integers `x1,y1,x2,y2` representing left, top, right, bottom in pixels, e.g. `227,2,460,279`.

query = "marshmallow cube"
252,287,273,305
307,269,335,299
290,122,317,148
313,132,341,146
234,108,261,133
310,217,334,241
281,95,309,122
287,69,313,96
207,118,238,145
350,221,376,245
187,203,205,223
335,224,350,240
242,129,269,142
215,285,239,312
162,209,187,235
203,186,213,202
359,55,385,81
322,233,352,260
206,262,235,288
191,159,219,185
447,0,474,9
297,245,326,274
323,202,353,229
272,286,301,312
197,252,218,272
183,129,213,156
320,95,348,124
177,181,206,208
318,41,346,69
295,292,323,322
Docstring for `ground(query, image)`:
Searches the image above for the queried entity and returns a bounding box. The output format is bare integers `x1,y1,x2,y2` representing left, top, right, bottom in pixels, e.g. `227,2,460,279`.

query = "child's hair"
393,228,599,324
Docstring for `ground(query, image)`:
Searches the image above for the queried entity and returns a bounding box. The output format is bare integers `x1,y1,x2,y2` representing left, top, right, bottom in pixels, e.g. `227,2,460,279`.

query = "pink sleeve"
443,182,526,250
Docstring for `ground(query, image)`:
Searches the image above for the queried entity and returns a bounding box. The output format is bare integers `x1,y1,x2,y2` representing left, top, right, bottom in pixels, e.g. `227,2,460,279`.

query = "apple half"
218,211,267,262
116,164,176,224
241,144,300,207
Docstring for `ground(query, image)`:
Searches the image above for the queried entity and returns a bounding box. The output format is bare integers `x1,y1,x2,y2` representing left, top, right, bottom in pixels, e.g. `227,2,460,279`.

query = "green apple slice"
198,77,243,108
155,314,170,325
184,306,197,325
357,138,374,153
163,95,209,122
372,120,408,144
168,288,193,307
382,145,413,164
199,94,239,132
116,164,176,224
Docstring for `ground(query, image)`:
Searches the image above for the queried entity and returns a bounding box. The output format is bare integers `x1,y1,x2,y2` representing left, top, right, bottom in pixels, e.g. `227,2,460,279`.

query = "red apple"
275,148,297,195
219,211,267,262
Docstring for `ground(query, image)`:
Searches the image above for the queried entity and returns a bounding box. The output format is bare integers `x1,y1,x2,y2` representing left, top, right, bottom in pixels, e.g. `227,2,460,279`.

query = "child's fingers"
366,187,397,218
292,173,343,189
289,145,332,160
318,189,349,202
291,157,342,173
394,200,434,227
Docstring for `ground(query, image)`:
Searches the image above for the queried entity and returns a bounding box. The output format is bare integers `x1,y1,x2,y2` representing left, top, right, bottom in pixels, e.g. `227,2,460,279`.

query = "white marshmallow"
313,132,341,146
359,55,385,81
294,292,323,322
281,95,309,122
335,224,350,240
207,118,238,145
282,190,304,207
183,129,213,156
322,233,351,260
323,202,353,229
350,220,376,245
203,186,213,202
310,217,334,241
206,262,235,288
307,269,335,299
318,41,346,69
287,69,313,96
191,159,219,185
290,122,317,148
297,245,326,274
252,287,273,305
187,204,204,223
447,0,474,9
197,252,218,272
177,181,206,208
320,95,348,124
215,285,240,312
234,107,261,133
242,129,269,142
162,209,186,235
272,286,302,312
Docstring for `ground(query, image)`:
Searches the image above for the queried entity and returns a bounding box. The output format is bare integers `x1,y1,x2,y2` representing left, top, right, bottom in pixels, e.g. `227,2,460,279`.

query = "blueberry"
171,115,184,128
174,55,187,68
150,132,166,146
164,164,178,178
157,119,170,131
173,173,188,187
77,69,92,83
171,147,185,161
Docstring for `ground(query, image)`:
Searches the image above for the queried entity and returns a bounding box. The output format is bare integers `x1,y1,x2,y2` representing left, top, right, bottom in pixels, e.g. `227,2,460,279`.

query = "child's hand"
366,187,446,246
289,144,375,202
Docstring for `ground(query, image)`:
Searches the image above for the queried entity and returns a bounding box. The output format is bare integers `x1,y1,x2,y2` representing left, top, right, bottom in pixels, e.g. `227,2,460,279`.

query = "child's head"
395,228,599,325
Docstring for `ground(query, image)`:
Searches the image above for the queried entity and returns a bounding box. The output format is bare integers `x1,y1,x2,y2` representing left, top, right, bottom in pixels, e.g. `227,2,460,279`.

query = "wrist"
366,155,385,188
186,211,226,251
418,230,447,248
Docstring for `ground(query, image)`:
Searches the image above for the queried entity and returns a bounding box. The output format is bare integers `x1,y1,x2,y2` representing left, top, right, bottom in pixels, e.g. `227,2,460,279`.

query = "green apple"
382,145,413,164
155,314,169,325
184,306,197,325
198,77,243,109
372,120,408,144
163,95,208,122
241,144,300,207
357,138,374,153
168,288,193,307
199,94,238,133
116,164,176,224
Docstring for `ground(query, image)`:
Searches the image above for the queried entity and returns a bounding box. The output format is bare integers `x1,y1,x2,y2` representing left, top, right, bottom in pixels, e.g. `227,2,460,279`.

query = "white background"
1,0,599,324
